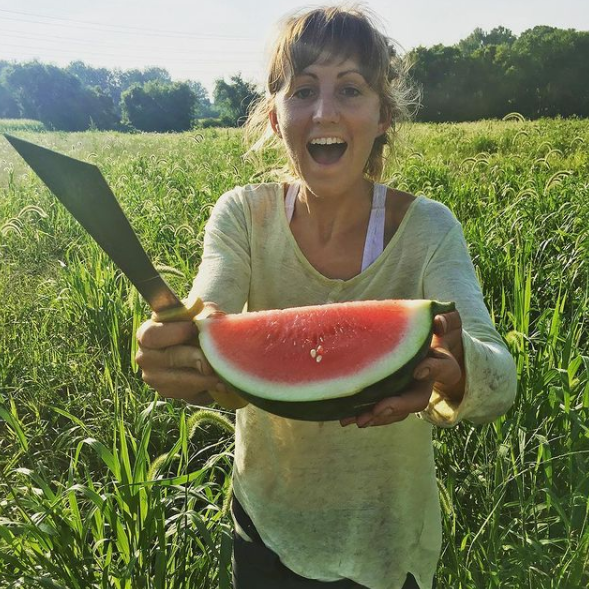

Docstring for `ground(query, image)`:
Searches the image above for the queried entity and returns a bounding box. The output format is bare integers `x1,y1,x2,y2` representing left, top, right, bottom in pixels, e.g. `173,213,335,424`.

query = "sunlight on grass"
0,120,587,588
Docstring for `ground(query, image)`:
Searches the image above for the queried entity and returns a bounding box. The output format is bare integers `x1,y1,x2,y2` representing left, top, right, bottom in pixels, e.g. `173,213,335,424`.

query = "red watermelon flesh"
196,300,453,408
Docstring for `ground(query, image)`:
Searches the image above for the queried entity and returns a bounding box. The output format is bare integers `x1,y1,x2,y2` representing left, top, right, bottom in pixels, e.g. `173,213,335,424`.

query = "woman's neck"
295,178,374,241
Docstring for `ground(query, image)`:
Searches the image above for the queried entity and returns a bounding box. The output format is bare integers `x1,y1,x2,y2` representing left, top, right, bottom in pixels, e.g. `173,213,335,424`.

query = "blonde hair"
244,4,419,181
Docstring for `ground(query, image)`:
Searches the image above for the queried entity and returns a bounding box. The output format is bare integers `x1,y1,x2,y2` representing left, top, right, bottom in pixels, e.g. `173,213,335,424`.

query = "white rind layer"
197,300,432,403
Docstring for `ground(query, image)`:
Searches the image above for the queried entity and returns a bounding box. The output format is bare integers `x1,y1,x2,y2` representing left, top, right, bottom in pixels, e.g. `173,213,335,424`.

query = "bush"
121,81,196,132
0,118,46,132
194,116,233,129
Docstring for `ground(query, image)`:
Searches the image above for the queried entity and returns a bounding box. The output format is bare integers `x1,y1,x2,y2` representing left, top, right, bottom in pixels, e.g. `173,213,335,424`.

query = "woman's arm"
419,223,517,427
136,189,252,405
188,190,252,314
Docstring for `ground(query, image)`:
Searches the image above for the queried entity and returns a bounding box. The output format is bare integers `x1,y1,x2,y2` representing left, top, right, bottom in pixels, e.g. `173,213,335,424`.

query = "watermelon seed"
310,348,317,359
316,355,323,363
317,345,324,354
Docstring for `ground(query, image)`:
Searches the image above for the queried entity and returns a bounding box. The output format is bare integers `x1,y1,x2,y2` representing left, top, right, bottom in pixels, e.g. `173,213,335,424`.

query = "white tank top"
285,183,387,271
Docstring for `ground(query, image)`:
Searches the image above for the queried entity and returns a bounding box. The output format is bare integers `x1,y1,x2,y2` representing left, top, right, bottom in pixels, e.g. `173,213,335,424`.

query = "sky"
1,0,588,97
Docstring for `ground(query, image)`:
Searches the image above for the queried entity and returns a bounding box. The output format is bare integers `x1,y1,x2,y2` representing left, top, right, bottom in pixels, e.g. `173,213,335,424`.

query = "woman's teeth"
309,137,346,145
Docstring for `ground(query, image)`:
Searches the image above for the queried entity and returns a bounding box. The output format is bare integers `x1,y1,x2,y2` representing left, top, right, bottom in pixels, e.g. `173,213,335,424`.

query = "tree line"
0,24,587,132
412,25,589,121
0,61,260,132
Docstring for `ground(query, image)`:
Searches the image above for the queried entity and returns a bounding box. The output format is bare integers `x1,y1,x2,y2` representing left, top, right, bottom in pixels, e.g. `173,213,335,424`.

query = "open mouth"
307,141,348,165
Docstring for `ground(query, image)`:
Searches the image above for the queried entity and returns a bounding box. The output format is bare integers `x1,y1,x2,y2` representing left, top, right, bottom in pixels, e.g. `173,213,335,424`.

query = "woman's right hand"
135,304,224,405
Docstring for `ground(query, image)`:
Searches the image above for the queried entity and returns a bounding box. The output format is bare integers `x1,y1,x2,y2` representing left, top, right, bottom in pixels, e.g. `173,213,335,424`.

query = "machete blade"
4,134,184,315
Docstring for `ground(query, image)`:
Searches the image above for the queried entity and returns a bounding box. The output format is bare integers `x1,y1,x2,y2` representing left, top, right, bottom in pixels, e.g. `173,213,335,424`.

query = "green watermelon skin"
198,300,455,422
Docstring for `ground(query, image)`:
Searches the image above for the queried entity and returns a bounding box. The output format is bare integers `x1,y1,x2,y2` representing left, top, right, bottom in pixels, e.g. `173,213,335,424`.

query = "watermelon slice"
196,299,454,421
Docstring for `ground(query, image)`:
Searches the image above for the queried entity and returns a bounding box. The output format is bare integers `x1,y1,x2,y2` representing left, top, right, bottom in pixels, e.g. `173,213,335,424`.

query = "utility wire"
0,30,263,56
0,12,256,41
0,42,261,65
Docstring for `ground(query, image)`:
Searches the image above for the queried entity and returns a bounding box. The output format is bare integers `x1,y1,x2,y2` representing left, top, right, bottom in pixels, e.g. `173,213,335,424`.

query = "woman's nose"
312,93,339,124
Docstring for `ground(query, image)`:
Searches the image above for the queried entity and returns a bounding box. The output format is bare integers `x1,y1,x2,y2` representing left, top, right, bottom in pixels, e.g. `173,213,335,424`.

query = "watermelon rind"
196,300,455,421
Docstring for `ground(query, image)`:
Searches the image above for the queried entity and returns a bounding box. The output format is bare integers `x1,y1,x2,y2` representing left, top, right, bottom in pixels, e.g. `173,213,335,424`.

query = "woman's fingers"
340,332,464,428
137,301,226,349
413,346,462,387
433,310,462,337
362,380,433,427
432,311,464,360
373,379,433,417
197,301,225,319
140,367,219,405
340,380,433,428
137,319,198,349
135,345,214,375
134,301,228,406
136,345,220,404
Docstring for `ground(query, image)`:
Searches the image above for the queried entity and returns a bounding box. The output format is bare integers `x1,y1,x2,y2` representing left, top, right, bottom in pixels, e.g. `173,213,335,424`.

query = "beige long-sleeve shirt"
189,183,517,589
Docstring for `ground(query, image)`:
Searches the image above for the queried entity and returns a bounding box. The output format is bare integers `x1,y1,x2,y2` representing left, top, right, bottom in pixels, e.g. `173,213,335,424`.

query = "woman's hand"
135,303,225,405
340,310,465,428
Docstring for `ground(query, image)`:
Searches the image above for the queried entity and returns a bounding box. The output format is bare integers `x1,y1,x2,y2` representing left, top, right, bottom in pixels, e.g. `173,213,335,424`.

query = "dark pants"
231,495,422,589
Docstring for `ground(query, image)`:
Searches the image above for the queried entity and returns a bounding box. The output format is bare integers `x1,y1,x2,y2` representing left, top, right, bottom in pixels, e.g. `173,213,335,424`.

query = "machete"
4,133,192,318
4,134,247,409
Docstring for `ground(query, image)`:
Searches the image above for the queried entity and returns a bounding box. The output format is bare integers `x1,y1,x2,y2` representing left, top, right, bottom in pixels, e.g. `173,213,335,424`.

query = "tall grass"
0,120,588,587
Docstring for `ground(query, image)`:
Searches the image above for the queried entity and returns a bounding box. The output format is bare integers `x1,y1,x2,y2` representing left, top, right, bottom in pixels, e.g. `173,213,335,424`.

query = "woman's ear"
377,105,392,136
269,110,281,136
377,113,392,137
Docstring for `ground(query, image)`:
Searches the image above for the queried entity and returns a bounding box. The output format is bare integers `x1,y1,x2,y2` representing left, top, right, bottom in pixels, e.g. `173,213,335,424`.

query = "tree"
187,80,217,119
0,80,20,118
459,27,516,55
213,74,261,126
410,26,589,121
117,67,171,92
501,26,589,117
409,45,475,121
2,27,587,128
3,62,117,130
83,86,119,130
0,60,11,77
66,61,116,96
109,66,173,115
121,81,195,132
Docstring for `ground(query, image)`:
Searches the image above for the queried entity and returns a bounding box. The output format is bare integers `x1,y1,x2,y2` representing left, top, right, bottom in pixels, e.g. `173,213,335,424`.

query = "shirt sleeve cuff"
418,329,517,428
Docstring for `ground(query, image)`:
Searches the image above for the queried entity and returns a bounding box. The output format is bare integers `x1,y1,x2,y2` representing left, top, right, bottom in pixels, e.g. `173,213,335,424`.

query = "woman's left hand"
340,310,465,428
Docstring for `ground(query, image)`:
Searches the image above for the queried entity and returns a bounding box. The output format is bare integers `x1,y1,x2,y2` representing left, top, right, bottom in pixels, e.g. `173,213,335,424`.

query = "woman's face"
270,55,389,195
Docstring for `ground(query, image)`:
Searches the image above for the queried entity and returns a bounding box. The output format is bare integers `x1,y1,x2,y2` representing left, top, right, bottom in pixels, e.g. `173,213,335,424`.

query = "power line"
0,12,257,41
0,7,254,40
0,31,264,58
0,42,261,65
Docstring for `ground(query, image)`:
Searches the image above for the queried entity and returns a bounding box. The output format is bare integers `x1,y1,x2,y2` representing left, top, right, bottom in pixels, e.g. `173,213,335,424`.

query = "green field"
0,118,588,588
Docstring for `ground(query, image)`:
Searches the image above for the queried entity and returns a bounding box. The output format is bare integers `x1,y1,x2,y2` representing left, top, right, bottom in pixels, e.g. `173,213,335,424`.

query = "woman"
136,6,517,589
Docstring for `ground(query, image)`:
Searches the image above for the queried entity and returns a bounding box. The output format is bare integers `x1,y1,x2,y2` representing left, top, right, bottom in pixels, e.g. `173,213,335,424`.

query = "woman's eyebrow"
338,69,365,78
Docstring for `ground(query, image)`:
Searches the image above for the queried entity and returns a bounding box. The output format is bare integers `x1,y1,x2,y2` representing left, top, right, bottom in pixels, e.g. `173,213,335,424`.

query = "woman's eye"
341,86,360,97
293,88,314,99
